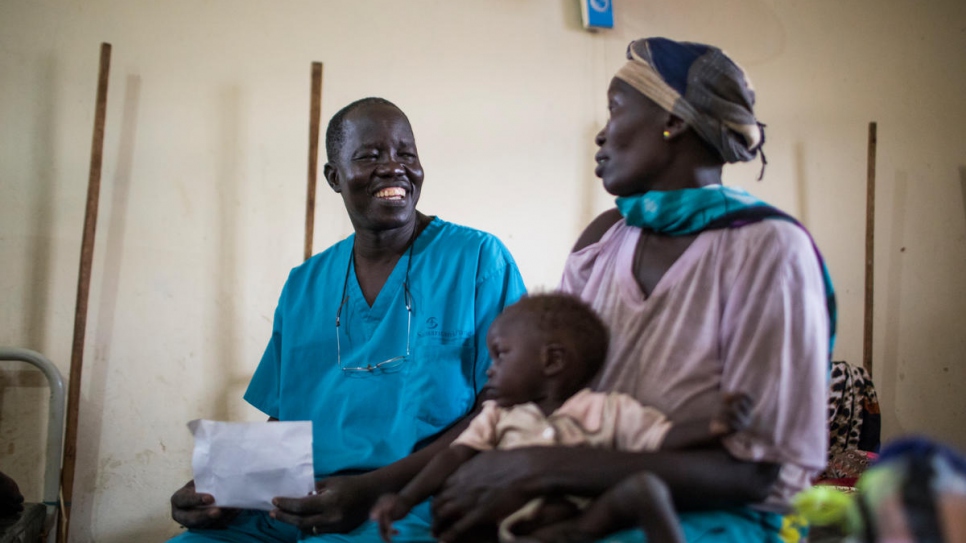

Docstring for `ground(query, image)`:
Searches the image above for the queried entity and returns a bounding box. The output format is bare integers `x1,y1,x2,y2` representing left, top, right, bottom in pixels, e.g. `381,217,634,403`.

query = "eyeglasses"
335,241,415,373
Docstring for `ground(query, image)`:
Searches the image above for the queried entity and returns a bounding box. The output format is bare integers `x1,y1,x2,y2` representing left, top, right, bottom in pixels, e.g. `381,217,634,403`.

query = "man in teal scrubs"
169,97,526,542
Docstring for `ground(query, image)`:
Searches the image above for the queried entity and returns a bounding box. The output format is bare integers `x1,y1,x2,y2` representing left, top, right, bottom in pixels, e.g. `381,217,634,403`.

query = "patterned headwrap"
615,37,766,169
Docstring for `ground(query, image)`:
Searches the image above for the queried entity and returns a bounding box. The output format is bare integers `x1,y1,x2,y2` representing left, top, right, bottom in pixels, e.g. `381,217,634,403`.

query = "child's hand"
711,392,753,436
370,493,412,543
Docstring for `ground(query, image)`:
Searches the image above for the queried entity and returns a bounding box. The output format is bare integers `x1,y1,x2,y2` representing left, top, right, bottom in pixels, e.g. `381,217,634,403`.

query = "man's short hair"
325,97,403,163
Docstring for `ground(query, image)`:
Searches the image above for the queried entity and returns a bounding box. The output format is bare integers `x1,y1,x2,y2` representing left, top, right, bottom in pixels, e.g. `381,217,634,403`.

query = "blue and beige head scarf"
615,37,765,167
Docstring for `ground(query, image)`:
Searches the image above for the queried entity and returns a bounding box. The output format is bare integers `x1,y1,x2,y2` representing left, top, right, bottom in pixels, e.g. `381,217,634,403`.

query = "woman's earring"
663,130,671,140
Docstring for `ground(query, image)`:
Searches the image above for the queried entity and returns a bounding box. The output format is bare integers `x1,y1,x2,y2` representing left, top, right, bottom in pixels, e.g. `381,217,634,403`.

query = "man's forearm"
362,408,479,496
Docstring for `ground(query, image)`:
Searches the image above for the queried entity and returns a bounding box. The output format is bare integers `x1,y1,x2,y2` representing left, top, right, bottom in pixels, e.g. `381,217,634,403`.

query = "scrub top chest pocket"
408,338,476,428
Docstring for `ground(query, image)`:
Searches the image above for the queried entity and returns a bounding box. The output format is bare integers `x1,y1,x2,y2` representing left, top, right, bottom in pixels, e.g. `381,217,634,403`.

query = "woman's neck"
647,134,725,191
649,162,722,192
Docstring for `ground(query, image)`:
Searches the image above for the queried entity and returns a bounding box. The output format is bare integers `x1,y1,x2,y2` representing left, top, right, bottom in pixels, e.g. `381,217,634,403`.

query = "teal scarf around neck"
616,185,837,359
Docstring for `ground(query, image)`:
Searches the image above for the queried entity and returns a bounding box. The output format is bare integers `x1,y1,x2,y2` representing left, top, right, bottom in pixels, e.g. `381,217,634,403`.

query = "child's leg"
527,472,684,543
500,496,584,541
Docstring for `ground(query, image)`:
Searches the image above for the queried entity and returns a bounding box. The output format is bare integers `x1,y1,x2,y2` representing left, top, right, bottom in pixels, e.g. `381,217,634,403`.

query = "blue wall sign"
581,0,614,30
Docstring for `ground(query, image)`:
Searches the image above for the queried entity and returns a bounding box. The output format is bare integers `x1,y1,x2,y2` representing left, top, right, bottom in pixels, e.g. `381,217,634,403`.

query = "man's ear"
324,163,341,193
541,343,567,376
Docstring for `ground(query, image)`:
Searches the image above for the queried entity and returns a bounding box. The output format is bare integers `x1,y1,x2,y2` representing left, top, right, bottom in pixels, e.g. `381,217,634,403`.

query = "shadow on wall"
577,123,604,234
23,54,57,352
558,0,584,32
607,0,786,66
959,166,966,228
212,85,244,422
71,74,143,539
794,142,809,224
882,170,907,438
5,53,60,500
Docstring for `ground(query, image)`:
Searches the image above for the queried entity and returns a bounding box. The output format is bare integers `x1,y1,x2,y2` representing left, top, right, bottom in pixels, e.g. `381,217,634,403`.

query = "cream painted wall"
1,0,964,541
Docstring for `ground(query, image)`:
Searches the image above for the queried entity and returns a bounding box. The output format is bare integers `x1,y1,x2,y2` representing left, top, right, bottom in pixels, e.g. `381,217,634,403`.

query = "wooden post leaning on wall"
59,42,112,543
304,62,324,261
863,122,877,377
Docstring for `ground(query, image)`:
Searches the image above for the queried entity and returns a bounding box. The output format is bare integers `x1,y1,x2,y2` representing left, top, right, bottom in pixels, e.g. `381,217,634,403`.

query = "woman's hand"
431,449,544,542
271,474,377,535
170,480,240,529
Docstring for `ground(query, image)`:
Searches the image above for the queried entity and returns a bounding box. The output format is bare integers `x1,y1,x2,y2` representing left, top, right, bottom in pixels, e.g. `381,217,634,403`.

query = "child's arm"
660,393,753,450
370,444,479,542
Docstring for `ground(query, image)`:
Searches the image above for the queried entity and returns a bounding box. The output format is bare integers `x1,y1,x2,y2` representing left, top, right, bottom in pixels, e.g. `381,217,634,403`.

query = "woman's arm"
431,445,779,541
659,392,754,450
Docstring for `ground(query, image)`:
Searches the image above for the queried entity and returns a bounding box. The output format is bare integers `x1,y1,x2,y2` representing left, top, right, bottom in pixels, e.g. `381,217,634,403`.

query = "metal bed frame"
0,347,65,543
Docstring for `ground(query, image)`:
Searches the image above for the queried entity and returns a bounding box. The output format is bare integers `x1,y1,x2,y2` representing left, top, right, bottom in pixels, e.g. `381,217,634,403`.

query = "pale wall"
1,1,964,541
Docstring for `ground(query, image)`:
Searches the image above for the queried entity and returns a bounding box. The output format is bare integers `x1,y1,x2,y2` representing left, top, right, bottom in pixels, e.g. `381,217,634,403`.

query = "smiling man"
168,97,526,543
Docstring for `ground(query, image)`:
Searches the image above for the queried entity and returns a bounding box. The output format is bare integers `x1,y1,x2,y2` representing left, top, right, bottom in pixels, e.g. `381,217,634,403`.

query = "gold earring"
663,130,671,140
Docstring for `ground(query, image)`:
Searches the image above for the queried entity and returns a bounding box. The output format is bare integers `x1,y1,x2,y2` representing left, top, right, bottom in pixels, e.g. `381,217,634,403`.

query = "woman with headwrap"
431,38,834,542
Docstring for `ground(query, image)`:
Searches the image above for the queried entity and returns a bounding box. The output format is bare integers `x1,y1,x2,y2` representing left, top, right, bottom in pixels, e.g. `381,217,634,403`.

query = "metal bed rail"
0,347,65,543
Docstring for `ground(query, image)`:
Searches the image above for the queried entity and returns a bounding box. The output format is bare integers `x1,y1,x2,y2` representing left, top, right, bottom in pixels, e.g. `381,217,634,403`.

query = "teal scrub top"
244,218,526,478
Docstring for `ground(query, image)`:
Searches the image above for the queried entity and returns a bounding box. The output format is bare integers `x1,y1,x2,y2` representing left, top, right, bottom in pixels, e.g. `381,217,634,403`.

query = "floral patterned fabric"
820,361,881,483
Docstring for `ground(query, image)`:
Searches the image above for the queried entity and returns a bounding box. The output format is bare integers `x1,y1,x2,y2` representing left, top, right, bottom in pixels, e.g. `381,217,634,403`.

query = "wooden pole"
59,42,111,543
304,62,323,261
863,122,877,376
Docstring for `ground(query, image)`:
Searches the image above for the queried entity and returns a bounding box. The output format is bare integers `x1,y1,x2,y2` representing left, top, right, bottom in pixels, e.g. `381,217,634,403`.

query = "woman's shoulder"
717,220,822,281
572,208,624,253
725,219,815,259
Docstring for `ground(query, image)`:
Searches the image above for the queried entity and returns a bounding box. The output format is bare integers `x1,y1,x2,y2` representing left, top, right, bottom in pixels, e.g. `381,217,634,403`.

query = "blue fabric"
644,37,710,97
596,508,793,543
166,505,437,542
301,502,436,542
245,217,526,477
615,185,837,360
168,511,298,543
175,217,526,543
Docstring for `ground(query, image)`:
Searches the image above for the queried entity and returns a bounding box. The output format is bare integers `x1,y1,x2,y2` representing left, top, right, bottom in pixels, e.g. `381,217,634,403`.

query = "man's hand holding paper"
188,419,315,511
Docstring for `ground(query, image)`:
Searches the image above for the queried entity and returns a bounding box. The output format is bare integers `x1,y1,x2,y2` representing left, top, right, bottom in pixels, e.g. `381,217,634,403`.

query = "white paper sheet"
188,419,315,510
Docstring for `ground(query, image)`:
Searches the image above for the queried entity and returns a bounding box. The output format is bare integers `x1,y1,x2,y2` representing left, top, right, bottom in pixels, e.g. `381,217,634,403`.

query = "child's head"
485,293,609,408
